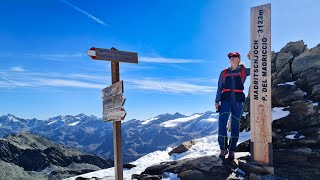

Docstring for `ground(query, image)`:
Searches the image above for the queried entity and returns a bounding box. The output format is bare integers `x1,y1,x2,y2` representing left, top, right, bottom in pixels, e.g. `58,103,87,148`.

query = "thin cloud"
34,78,104,89
10,66,25,72
25,53,83,61
0,75,27,87
59,0,107,26
140,57,206,64
0,70,216,94
127,78,216,94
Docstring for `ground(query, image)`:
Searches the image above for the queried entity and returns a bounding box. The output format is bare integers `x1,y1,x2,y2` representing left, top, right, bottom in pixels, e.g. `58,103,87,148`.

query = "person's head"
227,52,241,67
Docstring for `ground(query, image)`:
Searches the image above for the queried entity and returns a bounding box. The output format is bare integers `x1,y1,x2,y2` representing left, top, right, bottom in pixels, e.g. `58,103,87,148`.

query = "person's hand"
215,102,220,112
247,51,251,60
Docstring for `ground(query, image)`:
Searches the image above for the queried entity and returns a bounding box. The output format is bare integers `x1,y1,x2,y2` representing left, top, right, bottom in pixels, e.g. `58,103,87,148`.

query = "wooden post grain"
112,62,123,180
250,4,272,166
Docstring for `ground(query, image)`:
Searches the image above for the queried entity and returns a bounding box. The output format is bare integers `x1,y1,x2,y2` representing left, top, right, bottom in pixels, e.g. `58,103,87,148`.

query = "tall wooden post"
112,62,123,180
86,47,138,180
250,4,273,166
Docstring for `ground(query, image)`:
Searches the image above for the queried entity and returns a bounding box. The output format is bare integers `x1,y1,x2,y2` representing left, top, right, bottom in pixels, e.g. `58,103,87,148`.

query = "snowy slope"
65,131,251,180
65,106,290,180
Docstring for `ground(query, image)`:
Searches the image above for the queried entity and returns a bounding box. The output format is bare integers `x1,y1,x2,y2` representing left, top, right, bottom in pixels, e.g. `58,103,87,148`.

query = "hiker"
215,52,251,160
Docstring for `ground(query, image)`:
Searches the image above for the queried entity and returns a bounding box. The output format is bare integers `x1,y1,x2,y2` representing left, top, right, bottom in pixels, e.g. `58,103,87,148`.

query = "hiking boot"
219,150,228,159
228,151,235,160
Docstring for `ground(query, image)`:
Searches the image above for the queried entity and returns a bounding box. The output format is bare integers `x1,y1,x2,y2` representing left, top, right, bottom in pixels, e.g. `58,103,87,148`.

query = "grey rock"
311,84,320,101
139,156,233,180
279,40,306,57
292,45,320,78
123,163,136,169
275,52,293,72
178,170,213,180
168,140,196,156
272,85,305,107
0,160,48,180
249,173,276,180
295,67,320,90
290,100,316,118
275,63,293,83
292,147,313,155
238,159,274,175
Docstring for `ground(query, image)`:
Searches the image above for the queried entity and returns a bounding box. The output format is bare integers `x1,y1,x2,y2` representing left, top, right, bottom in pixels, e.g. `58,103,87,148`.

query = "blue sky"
1,0,320,120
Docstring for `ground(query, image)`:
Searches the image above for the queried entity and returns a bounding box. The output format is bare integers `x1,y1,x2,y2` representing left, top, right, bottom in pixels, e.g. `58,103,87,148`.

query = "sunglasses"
229,55,240,59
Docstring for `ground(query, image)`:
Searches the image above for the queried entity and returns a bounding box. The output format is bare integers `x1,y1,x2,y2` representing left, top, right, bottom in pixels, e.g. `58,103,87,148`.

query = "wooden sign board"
250,4,272,165
86,47,138,64
103,94,126,110
102,80,123,98
103,107,126,122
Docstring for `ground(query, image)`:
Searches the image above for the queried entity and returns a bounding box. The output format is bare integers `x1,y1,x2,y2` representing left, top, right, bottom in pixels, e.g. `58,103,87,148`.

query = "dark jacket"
215,65,250,103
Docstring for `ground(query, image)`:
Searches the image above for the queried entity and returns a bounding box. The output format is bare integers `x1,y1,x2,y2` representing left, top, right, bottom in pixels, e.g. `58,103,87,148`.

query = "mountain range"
0,111,220,163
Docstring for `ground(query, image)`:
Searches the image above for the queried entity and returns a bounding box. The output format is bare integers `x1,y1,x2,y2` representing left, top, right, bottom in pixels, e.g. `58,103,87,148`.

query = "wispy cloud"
127,78,216,94
34,78,104,89
0,75,27,87
10,66,25,72
25,53,83,61
0,70,216,94
140,57,206,64
59,0,107,26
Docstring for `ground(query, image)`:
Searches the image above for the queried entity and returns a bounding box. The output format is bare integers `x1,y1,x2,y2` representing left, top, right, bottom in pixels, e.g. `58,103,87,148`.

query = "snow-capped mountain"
0,111,221,163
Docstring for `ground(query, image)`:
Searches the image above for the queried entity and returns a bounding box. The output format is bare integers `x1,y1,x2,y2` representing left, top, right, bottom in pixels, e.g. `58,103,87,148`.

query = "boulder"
311,84,320,101
271,85,305,107
279,40,306,57
275,63,293,84
275,52,293,72
139,156,233,180
236,140,250,152
123,163,136,169
168,140,196,156
292,45,320,78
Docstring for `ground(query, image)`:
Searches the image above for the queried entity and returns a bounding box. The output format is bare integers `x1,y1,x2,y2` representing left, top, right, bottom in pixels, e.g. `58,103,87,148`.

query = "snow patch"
68,121,80,126
285,131,305,139
272,107,290,121
277,81,296,86
160,113,202,128
47,120,57,125
162,172,181,180
7,115,20,122
201,117,217,123
83,127,97,133
141,117,159,125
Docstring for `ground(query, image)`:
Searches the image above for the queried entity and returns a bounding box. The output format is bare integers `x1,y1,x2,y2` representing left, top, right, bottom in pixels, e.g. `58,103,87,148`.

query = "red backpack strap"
222,69,228,84
240,66,245,82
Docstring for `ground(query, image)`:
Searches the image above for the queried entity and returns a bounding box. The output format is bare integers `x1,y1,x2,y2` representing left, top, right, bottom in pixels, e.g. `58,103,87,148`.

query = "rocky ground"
0,132,113,180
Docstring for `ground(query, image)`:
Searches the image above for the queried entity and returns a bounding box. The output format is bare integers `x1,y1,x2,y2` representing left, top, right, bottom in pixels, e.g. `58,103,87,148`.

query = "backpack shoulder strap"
240,66,246,82
222,68,228,84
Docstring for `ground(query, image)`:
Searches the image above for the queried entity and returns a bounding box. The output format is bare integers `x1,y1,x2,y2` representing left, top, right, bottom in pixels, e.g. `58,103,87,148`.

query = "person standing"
215,52,250,160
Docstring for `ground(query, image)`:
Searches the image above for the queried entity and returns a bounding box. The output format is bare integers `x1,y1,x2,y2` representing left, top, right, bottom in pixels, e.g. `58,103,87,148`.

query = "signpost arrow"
103,94,126,110
86,47,138,64
102,80,123,98
103,107,126,122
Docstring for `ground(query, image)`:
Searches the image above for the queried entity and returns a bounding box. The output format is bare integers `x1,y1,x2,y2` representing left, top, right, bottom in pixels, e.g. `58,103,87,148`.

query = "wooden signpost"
103,94,126,110
86,47,138,180
103,107,127,122
250,4,273,166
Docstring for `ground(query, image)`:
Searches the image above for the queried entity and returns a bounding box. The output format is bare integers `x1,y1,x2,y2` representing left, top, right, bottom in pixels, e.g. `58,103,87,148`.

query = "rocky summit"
0,132,113,180
240,40,320,179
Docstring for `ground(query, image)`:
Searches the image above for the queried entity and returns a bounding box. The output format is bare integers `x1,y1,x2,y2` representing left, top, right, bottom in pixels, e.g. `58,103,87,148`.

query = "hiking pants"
218,101,244,151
